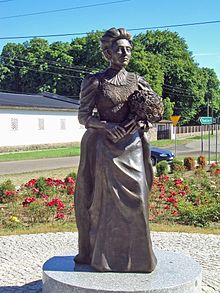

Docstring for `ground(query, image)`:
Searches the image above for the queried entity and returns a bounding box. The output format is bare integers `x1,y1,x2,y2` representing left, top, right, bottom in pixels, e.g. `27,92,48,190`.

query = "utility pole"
207,97,211,164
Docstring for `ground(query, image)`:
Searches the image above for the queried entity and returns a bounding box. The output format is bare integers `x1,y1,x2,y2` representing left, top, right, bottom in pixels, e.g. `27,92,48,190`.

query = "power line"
1,19,219,40
0,0,15,3
1,56,93,74
0,0,130,20
1,58,208,95
0,88,80,98
163,83,192,92
163,87,196,98
163,83,205,97
129,20,220,31
7,63,84,79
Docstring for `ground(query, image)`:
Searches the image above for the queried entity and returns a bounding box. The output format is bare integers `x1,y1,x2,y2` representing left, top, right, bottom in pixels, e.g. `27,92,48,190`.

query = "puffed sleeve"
137,75,153,91
78,74,99,126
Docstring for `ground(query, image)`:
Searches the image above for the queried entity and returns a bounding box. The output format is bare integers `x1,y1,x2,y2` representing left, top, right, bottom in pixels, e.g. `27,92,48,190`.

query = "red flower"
46,198,65,209
32,187,39,193
159,194,165,199
174,178,183,187
65,177,75,184
183,185,190,190
214,168,220,175
4,190,15,197
167,197,177,203
159,184,165,192
170,191,177,196
41,194,49,200
159,175,170,182
22,197,36,207
25,179,37,188
55,212,65,220
67,186,74,195
178,190,186,196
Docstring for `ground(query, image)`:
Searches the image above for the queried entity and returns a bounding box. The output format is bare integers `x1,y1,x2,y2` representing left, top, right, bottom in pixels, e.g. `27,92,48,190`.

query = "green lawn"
0,167,77,185
0,146,80,162
0,134,214,162
0,221,218,236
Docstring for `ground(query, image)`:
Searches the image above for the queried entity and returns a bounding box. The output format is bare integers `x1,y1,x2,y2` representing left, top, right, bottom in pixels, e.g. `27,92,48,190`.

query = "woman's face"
109,38,132,69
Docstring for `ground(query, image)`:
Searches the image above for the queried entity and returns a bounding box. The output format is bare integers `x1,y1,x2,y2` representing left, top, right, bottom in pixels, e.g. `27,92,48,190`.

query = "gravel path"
0,232,219,293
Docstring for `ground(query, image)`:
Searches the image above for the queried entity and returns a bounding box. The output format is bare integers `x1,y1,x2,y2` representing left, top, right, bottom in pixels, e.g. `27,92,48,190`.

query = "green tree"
70,31,107,72
199,68,220,117
128,39,164,95
135,30,208,124
0,42,25,92
162,97,175,119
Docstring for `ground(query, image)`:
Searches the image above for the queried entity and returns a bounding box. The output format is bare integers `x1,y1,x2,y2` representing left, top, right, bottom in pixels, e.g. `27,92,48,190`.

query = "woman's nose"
121,48,129,55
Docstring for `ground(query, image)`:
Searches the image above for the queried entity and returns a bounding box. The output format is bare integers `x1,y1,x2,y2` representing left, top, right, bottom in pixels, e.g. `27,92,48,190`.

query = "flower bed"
0,165,219,230
0,173,76,229
150,164,220,227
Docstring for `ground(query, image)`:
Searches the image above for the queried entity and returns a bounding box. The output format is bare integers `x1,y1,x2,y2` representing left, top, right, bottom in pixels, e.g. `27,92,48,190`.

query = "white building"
0,92,85,149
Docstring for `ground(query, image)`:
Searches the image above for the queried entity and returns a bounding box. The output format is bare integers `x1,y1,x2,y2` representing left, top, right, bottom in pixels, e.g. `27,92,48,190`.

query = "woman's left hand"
124,119,144,134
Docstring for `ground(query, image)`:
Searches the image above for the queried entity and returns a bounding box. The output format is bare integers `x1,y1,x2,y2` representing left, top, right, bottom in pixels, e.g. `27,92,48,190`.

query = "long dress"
74,67,157,272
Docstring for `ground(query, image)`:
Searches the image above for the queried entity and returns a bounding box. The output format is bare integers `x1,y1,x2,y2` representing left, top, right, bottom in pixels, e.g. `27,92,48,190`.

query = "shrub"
156,161,169,177
197,155,207,169
184,156,195,170
209,163,220,176
65,171,77,180
0,175,76,229
0,180,16,203
150,169,220,227
170,158,184,174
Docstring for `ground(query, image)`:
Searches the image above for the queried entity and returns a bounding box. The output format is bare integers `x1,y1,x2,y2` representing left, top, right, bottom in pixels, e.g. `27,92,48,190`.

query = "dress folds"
74,69,157,272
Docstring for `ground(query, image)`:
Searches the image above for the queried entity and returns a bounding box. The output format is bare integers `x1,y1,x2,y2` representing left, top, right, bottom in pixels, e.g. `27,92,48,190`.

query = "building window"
38,118,44,130
60,119,66,130
11,118,18,131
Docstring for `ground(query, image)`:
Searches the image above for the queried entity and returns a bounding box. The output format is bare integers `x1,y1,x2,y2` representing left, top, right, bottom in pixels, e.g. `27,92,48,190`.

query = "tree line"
0,30,219,124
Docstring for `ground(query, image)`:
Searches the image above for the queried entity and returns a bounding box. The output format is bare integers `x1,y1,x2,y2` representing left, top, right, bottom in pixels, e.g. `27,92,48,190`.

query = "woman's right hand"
105,124,127,143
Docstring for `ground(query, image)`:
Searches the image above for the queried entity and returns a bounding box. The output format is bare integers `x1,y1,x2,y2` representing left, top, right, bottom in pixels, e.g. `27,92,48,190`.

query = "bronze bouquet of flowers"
107,89,163,143
128,89,164,124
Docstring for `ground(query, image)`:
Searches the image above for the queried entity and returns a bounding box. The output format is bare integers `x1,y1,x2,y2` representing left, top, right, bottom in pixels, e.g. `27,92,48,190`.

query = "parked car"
150,146,175,166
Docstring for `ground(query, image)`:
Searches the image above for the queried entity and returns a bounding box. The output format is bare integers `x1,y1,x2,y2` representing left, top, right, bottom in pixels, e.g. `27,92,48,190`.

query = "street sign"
199,117,213,125
170,116,181,126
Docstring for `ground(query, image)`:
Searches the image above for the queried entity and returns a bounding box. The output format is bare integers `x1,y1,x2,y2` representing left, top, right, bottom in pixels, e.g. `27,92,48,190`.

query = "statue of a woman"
74,28,163,273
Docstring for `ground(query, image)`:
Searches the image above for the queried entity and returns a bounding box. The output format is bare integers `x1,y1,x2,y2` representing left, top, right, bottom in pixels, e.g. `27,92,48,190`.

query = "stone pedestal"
42,249,202,293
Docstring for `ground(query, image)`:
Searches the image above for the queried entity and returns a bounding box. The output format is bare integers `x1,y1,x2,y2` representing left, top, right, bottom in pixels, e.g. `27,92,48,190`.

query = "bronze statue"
74,28,163,272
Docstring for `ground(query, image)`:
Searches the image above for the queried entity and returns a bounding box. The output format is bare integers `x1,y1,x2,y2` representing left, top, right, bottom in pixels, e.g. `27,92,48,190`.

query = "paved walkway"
0,232,219,292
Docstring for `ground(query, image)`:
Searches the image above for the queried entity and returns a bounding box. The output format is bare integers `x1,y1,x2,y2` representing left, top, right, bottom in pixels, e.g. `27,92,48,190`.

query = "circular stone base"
42,249,202,293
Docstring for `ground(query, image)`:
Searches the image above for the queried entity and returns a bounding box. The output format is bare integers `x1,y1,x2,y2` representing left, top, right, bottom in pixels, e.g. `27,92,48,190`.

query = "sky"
0,0,220,79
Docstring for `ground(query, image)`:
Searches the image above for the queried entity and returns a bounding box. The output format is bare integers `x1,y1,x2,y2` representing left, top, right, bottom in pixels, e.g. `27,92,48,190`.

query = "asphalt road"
0,137,219,175
0,156,80,175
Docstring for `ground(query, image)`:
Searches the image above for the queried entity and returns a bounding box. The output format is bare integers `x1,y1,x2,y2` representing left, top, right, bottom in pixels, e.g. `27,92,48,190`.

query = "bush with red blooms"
0,166,219,229
150,167,220,227
0,174,76,227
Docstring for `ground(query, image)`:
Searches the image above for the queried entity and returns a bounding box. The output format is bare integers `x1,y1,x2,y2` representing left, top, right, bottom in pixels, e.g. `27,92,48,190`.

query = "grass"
150,223,220,235
177,155,220,161
0,222,77,236
0,222,218,237
0,146,80,162
0,167,78,186
0,134,216,161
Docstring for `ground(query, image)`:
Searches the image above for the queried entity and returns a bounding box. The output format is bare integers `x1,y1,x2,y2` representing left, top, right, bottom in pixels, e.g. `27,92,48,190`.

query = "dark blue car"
150,146,175,166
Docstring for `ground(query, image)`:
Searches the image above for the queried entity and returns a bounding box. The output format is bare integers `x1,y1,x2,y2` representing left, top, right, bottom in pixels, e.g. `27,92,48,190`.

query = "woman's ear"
103,49,112,60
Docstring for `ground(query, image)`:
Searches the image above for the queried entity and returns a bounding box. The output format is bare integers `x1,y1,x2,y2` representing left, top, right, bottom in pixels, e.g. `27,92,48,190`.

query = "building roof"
0,91,79,110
